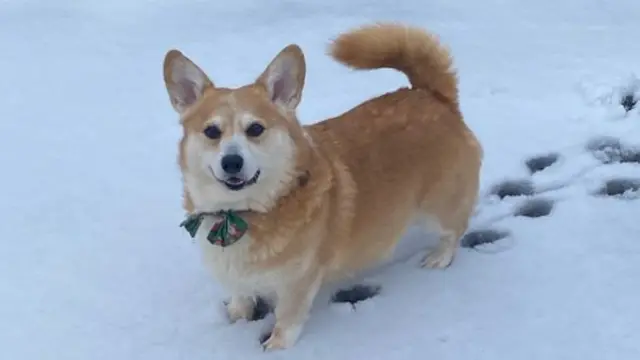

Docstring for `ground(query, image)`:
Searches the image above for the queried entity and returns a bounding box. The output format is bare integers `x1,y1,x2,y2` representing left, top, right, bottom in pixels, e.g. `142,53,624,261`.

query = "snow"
2,0,640,359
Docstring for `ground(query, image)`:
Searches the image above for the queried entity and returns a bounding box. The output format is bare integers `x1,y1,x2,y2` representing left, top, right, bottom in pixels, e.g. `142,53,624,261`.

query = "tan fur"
163,22,482,350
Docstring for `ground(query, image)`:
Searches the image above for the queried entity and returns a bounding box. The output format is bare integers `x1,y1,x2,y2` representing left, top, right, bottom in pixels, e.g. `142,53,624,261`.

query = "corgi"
163,22,482,351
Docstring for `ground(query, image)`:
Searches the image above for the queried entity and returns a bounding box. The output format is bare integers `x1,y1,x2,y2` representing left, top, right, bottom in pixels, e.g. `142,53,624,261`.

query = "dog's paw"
260,331,285,351
224,297,255,323
259,325,300,351
421,247,455,269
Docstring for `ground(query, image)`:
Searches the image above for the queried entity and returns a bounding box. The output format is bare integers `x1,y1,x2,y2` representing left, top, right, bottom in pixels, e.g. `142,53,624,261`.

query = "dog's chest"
194,216,283,296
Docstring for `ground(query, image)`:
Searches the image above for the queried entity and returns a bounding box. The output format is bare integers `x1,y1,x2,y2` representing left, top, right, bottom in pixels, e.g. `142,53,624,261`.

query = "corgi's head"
163,45,312,213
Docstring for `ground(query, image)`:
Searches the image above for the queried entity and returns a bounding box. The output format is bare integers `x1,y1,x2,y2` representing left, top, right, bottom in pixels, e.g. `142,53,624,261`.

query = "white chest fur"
194,215,295,297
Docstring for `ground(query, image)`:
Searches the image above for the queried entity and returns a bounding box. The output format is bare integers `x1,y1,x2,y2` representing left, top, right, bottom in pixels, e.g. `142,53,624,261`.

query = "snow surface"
2,0,640,359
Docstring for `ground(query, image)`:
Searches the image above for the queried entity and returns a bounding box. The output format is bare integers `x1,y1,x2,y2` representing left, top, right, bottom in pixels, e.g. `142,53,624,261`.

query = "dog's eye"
203,125,222,139
245,122,265,137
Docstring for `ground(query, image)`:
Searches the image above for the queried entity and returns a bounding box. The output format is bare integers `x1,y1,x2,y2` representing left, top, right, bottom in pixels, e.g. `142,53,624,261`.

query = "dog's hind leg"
419,190,477,269
421,221,466,269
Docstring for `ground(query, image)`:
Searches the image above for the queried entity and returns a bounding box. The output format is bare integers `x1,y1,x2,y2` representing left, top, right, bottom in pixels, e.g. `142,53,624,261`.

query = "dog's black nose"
221,154,244,174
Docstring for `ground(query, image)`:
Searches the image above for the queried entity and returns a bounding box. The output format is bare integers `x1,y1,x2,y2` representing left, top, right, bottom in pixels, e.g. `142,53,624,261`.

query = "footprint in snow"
525,152,561,175
330,284,381,309
586,136,640,165
595,178,640,199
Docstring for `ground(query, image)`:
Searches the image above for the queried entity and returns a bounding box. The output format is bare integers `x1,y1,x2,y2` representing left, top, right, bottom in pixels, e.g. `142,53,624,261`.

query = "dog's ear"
256,44,306,113
163,50,214,114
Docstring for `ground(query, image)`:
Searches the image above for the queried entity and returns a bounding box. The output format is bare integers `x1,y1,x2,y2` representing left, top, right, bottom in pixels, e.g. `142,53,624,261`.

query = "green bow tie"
179,210,249,247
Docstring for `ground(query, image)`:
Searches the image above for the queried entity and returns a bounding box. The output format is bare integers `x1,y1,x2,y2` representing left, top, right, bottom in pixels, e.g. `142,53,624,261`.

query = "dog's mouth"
218,170,261,191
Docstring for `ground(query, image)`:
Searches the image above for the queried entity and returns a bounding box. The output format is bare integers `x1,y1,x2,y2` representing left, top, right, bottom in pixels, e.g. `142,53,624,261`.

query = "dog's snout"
221,154,244,174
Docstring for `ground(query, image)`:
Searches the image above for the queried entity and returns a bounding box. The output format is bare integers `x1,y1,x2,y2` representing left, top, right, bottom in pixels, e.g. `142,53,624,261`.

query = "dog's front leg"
261,271,322,351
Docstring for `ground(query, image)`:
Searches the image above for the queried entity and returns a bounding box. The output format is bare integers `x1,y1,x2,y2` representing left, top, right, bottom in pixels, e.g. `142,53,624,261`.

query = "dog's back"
308,23,483,273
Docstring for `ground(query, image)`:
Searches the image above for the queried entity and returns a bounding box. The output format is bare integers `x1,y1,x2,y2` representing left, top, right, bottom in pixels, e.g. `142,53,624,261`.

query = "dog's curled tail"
329,22,458,105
